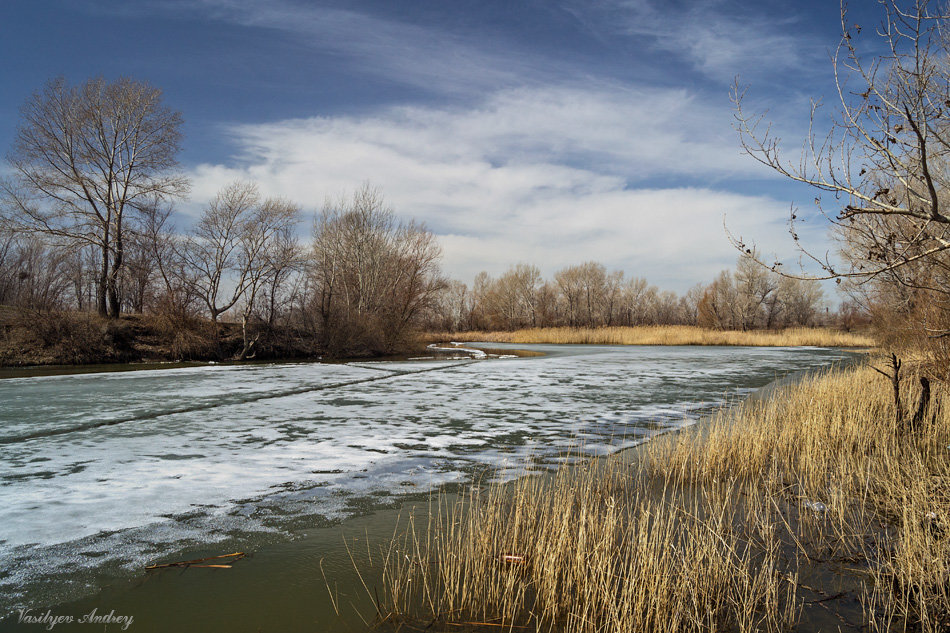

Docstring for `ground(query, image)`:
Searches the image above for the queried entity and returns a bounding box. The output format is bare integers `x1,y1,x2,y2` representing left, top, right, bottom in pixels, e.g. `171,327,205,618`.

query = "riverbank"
0,308,428,368
0,308,319,367
376,358,948,632
424,325,875,347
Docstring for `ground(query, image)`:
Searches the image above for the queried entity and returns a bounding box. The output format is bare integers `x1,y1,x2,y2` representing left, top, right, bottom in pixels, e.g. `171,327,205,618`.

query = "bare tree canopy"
423,248,827,333
735,2,950,295
2,76,189,318
181,181,300,326
310,184,446,354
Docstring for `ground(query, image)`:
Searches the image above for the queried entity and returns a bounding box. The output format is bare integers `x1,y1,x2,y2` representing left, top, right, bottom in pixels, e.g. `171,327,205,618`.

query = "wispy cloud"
144,0,569,97
566,0,823,84
12,0,834,290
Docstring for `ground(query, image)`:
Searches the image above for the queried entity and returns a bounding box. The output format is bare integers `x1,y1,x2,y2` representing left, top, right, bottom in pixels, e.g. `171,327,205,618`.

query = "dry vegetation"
0,307,320,366
369,362,950,632
423,325,875,348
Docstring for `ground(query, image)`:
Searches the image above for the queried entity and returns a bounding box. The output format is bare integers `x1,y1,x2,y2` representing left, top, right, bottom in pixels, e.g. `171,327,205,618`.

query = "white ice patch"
427,344,487,358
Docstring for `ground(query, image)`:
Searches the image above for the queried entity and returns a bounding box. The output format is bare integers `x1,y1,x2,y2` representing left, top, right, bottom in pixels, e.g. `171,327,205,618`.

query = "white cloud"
573,0,822,84
186,84,831,292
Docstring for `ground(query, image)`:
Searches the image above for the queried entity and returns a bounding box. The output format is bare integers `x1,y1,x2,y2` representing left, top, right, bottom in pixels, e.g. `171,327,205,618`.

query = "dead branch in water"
145,551,246,570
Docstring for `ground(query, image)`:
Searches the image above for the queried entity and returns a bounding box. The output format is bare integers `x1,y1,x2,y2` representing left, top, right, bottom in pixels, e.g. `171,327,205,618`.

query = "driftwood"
145,551,246,570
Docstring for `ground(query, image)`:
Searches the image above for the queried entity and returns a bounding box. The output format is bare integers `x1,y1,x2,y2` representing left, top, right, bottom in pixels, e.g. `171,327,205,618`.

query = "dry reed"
368,360,950,632
423,325,875,348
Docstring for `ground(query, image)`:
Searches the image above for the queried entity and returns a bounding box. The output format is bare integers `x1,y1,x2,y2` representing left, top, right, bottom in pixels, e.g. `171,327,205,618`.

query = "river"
0,343,855,631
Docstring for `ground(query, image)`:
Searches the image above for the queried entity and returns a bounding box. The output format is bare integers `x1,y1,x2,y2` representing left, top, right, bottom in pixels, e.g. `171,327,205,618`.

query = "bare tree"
260,224,303,328
0,223,18,305
698,270,739,329
309,184,445,354
735,250,779,330
620,276,656,326
180,182,299,342
469,271,493,330
235,197,300,358
490,264,542,330
651,290,683,325
380,221,446,348
0,234,73,311
680,283,706,326
137,202,197,319
427,280,471,331
555,265,585,327
576,262,607,328
535,281,561,328
2,76,188,318
181,182,258,324
778,276,826,326
602,270,624,326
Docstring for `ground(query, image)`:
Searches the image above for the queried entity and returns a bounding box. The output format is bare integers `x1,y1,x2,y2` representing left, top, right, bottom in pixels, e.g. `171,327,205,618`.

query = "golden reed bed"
423,325,875,348
371,362,949,632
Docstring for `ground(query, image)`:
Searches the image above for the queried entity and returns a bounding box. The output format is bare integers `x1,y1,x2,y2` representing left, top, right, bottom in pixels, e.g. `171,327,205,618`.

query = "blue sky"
0,0,883,291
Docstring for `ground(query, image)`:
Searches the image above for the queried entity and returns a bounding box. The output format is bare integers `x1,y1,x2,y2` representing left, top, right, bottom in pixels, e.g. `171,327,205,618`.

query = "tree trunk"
910,376,931,435
890,353,903,426
239,314,258,360
107,217,124,319
97,243,109,317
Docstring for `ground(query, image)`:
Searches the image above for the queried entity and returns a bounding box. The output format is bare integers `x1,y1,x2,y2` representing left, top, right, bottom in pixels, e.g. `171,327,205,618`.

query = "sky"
0,0,886,292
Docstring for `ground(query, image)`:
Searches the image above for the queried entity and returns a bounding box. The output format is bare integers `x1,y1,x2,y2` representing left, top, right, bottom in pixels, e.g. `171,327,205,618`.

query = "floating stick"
145,551,245,570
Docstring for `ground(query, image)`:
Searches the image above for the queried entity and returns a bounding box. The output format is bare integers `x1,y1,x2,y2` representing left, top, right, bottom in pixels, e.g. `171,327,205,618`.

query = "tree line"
421,253,837,333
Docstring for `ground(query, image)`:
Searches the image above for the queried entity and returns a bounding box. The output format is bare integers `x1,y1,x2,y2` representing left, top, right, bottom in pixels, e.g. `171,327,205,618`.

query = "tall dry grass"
424,325,875,348
650,364,950,631
380,464,799,632
370,361,950,632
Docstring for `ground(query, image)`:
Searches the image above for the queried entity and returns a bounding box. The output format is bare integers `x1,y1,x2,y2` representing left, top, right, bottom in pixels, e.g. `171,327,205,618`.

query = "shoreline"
608,353,864,468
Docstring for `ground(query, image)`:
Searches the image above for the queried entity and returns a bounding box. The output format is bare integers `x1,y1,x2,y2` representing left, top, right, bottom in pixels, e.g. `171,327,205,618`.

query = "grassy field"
372,361,950,632
423,325,876,348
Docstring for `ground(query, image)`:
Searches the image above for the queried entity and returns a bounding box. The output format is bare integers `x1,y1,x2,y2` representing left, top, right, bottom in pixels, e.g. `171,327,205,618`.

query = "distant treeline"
422,255,867,333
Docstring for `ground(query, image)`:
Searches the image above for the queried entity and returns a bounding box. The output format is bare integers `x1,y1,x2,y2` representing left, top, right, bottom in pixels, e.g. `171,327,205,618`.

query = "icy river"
0,343,856,630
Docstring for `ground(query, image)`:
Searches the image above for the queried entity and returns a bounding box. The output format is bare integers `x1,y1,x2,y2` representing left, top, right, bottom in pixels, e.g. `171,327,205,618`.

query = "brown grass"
423,325,876,348
369,361,950,632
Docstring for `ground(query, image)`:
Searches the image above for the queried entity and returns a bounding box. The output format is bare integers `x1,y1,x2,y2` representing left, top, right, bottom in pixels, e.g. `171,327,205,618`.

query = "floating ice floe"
426,344,486,359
